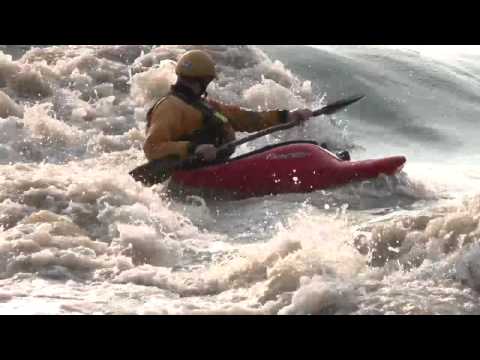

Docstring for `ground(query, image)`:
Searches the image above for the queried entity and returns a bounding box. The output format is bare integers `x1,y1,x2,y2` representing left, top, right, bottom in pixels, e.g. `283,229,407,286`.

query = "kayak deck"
171,141,406,198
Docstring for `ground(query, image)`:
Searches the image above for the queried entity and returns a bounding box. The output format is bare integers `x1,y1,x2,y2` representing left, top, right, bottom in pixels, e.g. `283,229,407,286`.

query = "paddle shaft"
217,94,365,152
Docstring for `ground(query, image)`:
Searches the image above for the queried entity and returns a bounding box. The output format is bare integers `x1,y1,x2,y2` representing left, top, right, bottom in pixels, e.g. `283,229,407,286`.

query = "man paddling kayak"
143,50,313,165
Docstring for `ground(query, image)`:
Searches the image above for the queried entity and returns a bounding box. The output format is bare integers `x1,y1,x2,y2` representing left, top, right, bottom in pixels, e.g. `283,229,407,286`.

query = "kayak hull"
171,142,406,198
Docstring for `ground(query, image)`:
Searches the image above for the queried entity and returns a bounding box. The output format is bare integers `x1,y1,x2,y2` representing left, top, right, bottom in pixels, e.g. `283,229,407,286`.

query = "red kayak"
171,141,406,198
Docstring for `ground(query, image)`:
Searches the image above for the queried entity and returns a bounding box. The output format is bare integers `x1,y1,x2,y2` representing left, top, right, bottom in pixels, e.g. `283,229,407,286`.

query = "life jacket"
146,84,235,160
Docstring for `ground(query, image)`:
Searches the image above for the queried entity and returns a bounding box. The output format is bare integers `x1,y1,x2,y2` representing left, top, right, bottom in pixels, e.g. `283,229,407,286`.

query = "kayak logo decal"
266,152,311,160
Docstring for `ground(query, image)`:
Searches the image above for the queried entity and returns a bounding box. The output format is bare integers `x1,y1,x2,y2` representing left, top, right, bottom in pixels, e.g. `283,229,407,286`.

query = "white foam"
0,51,21,87
278,275,357,315
130,60,177,107
115,223,180,267
23,103,84,147
8,64,54,98
0,91,23,118
243,77,306,110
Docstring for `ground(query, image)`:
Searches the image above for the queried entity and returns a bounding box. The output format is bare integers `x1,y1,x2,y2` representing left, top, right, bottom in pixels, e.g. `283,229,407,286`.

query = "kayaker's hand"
194,144,218,162
288,109,313,125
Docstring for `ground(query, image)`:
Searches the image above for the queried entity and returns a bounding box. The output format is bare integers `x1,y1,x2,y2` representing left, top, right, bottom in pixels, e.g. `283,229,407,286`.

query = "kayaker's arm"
207,99,289,133
143,108,194,161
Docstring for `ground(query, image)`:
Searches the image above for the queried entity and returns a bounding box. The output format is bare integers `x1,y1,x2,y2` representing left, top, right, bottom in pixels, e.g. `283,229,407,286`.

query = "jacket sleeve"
207,99,289,133
143,105,193,161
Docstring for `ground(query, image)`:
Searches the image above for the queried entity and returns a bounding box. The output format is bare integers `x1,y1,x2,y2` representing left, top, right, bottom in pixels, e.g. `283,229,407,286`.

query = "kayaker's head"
175,50,217,97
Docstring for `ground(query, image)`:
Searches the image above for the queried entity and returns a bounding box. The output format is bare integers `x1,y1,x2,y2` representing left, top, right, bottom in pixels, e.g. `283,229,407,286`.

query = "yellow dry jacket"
143,90,289,162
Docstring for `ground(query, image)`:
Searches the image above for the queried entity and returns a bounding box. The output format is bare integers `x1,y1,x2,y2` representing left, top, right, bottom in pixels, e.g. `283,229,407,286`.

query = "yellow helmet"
176,50,217,79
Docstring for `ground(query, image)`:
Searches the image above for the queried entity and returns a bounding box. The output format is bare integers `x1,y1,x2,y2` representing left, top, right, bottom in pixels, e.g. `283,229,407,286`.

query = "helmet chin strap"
198,79,210,98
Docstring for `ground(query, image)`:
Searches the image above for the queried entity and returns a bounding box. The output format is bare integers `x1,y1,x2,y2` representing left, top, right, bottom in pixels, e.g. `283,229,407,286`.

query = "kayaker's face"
178,75,216,97
198,76,214,95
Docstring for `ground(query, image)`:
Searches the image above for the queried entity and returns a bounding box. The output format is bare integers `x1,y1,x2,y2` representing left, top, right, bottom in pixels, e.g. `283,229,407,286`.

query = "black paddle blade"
313,94,365,116
129,156,204,186
129,159,178,186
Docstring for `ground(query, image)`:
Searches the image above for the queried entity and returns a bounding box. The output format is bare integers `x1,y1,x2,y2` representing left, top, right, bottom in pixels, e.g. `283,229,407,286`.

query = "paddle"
129,94,365,186
223,94,365,149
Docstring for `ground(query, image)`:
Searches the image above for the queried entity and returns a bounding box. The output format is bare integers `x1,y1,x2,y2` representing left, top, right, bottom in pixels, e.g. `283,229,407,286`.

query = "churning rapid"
1,45,480,315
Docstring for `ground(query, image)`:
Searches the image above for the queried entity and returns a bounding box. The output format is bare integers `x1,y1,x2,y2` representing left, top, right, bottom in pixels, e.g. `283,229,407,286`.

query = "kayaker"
143,50,314,164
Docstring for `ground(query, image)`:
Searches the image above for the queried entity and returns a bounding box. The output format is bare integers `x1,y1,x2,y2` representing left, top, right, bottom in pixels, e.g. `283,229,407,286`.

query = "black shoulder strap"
172,91,223,129
147,90,224,133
